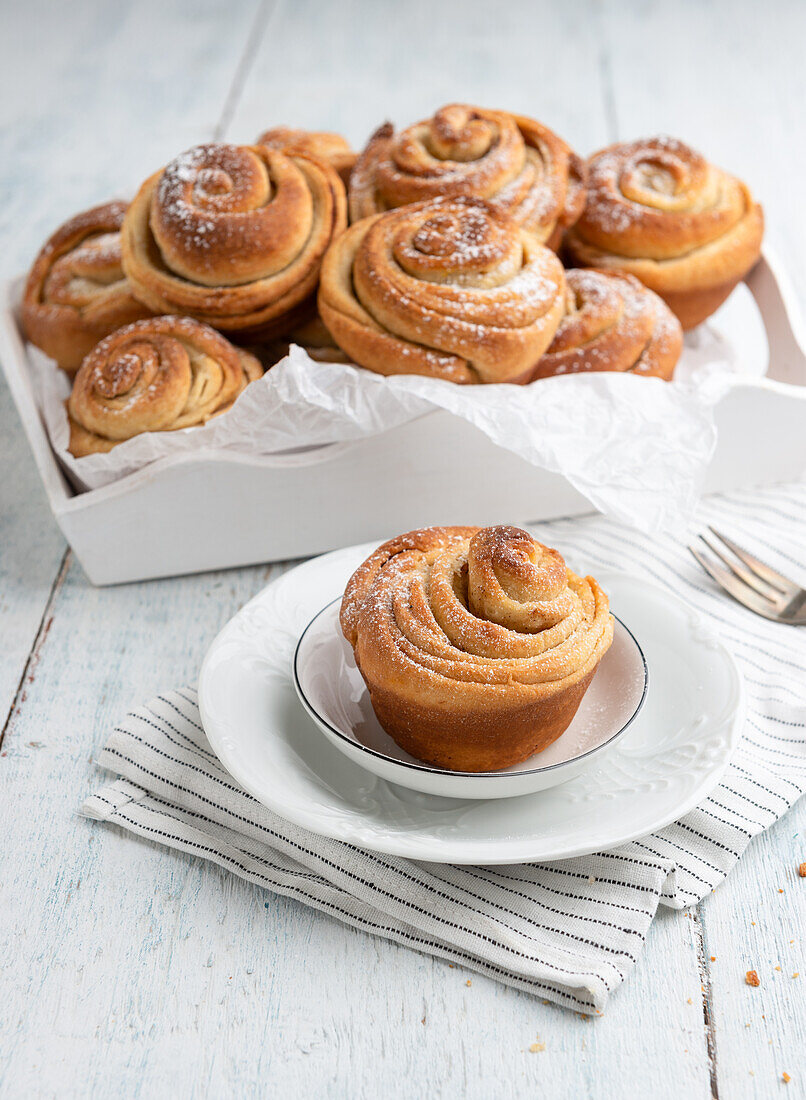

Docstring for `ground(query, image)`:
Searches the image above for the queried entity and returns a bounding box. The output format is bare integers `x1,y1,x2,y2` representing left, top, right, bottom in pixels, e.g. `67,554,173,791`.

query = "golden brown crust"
348,104,586,248
66,315,263,456
262,308,352,364
121,143,347,336
564,136,764,329
529,269,683,381
22,202,153,374
289,313,351,361
319,196,566,383
257,126,356,186
341,524,614,771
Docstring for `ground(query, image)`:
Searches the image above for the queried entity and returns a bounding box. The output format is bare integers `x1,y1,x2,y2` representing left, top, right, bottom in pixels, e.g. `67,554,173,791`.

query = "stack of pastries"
20,102,764,454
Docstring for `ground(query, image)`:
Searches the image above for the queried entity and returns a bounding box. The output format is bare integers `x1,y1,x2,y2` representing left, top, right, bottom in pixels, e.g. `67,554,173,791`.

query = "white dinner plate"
198,542,745,864
293,600,648,799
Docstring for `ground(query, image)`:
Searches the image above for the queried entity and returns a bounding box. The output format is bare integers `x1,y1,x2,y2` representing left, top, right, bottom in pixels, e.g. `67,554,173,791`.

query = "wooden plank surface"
0,557,711,1100
0,1,803,1096
606,9,806,1095
228,0,612,156
0,0,266,732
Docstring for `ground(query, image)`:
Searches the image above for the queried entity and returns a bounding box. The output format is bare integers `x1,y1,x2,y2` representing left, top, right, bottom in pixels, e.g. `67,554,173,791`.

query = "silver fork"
689,526,806,625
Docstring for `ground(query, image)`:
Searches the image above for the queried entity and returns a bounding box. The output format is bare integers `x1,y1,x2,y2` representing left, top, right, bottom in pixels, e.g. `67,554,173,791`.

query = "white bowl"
293,602,648,799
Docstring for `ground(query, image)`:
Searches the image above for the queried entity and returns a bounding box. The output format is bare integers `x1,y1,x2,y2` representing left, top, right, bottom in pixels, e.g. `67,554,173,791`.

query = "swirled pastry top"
564,136,764,327
121,143,347,333
341,524,613,701
318,196,566,383
530,269,683,381
349,104,586,247
22,201,153,373
67,315,263,456
257,126,355,182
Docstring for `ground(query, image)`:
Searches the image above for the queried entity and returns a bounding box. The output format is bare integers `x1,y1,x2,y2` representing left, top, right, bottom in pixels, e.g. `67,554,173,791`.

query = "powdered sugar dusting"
347,525,612,695
536,269,682,380
345,195,565,381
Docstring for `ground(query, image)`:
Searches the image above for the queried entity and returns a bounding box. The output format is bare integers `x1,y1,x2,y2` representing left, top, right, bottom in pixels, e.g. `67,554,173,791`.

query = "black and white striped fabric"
83,481,806,1013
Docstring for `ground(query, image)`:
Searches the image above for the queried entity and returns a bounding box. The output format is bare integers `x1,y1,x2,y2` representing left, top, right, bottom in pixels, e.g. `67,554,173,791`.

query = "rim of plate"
293,598,649,779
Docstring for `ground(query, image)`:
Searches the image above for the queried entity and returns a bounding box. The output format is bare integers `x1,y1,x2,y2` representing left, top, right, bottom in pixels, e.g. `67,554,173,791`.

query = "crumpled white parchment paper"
35,283,768,532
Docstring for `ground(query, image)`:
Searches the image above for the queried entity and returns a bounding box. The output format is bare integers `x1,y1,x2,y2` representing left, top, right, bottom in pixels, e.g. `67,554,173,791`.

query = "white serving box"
2,253,805,586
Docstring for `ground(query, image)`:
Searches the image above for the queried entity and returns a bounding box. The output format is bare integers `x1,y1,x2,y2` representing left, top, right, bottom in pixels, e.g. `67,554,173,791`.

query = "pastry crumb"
798,863,806,877
746,970,760,987
783,1072,791,1083
529,1041,546,1053
775,965,782,971
710,956,716,961
687,998,692,1004
465,979,472,986
793,972,800,979
779,888,784,894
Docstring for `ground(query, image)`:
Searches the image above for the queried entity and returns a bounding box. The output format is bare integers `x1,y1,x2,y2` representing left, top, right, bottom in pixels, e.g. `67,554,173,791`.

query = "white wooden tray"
2,252,805,585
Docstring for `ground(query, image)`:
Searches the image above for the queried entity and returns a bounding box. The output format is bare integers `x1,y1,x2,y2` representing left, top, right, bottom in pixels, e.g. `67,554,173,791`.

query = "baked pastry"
564,136,764,329
349,103,586,249
67,315,262,456
341,525,613,771
264,312,352,365
318,196,566,383
21,202,152,374
288,314,350,362
121,142,347,335
529,269,683,381
257,126,355,185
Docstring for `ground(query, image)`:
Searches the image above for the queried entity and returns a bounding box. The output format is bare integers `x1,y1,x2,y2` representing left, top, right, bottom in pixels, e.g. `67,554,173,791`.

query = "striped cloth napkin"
82,481,806,1014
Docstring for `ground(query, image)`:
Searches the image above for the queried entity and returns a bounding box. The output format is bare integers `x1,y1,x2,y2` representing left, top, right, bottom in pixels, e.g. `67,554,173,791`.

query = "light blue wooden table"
1,2,804,1096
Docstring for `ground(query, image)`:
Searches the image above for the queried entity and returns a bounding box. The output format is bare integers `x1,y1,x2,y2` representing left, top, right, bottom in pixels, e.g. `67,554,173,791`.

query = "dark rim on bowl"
292,597,649,778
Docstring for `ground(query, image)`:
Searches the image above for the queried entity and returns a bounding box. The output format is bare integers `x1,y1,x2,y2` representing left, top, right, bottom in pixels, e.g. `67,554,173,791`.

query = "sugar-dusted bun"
349,104,585,248
67,315,262,456
341,524,614,772
564,136,764,329
22,202,153,374
121,142,346,335
319,196,566,383
529,269,683,381
257,126,355,185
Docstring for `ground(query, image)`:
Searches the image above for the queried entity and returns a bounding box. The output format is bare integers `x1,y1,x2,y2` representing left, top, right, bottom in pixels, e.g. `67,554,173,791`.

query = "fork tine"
708,526,796,595
699,534,783,601
688,546,785,621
